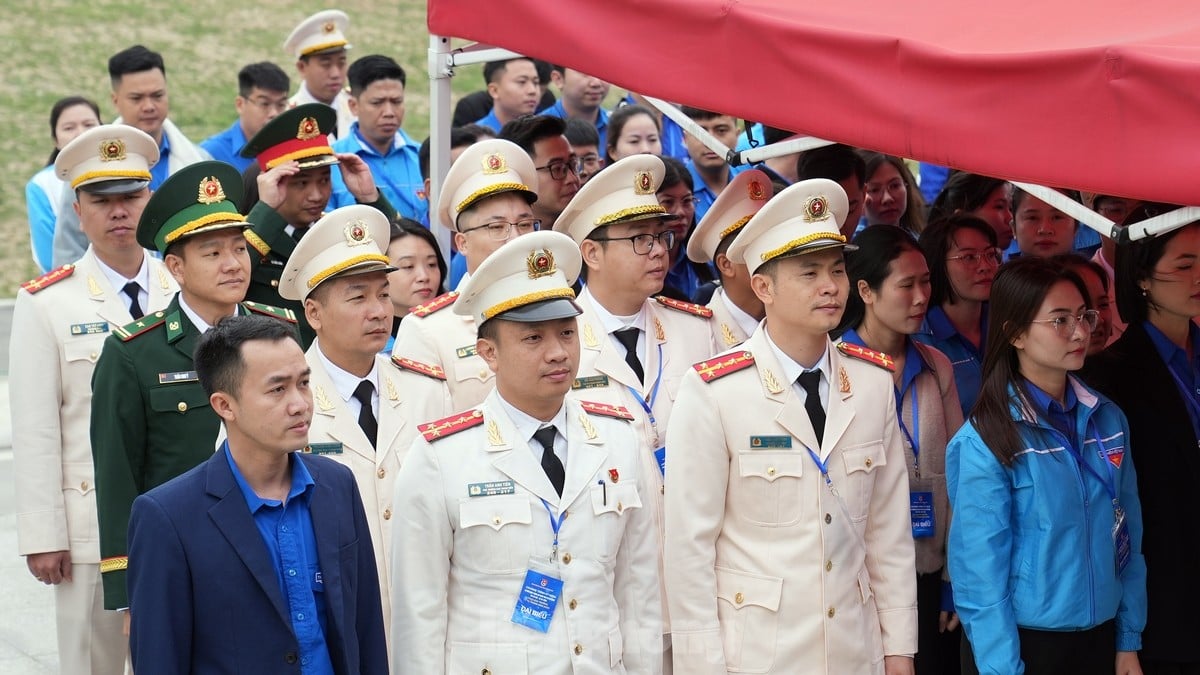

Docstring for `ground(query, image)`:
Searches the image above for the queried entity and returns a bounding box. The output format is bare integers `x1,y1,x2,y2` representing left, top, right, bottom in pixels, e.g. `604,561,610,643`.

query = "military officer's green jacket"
90,293,297,609
243,193,396,347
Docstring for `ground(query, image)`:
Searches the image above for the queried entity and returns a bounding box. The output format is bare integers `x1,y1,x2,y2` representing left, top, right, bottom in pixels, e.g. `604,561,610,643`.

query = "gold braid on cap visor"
70,169,152,190
719,214,753,240
300,39,348,56
455,182,532,214
164,212,248,244
264,145,336,170
759,232,847,262
594,204,667,226
482,288,576,320
307,254,391,289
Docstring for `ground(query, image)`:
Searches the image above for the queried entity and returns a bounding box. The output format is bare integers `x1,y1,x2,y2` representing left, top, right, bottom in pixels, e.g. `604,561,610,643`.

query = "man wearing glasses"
393,138,541,411
500,115,582,229
200,63,291,173
554,153,718,673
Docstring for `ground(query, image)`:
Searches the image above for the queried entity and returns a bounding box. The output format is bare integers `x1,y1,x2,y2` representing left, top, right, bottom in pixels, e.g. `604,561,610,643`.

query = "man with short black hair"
543,65,611,150
201,62,291,172
564,118,602,184
475,58,541,132
286,9,356,139
127,314,387,674
328,55,423,221
680,106,746,222
52,44,211,267
797,144,867,238
500,114,582,226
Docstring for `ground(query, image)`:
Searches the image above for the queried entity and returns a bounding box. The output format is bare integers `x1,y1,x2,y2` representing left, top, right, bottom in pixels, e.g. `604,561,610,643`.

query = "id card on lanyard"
512,499,567,633
896,383,934,538
625,343,666,477
1056,421,1131,575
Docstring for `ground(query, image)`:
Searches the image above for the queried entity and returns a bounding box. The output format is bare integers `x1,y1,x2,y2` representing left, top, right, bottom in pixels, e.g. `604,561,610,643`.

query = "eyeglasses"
590,230,675,255
946,249,1003,267
535,158,582,181
1029,310,1100,338
864,179,906,200
459,218,541,240
246,97,290,113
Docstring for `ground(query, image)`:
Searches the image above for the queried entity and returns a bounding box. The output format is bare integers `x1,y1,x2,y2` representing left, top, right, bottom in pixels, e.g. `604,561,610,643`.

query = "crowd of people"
12,7,1199,675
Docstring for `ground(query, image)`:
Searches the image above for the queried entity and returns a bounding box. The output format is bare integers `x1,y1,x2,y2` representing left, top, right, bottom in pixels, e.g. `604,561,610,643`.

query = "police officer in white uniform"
664,179,918,675
390,230,662,674
11,124,177,674
285,9,356,140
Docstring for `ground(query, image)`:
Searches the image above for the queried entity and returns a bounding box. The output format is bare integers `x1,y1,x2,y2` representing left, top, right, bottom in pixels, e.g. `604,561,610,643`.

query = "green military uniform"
90,161,297,609
239,104,396,346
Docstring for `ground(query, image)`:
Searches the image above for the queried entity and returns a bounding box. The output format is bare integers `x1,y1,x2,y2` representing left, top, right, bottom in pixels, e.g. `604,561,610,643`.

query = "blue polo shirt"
914,305,987,418
150,132,170,190
542,100,610,154
225,445,333,675
200,120,253,173
329,122,425,222
687,161,749,223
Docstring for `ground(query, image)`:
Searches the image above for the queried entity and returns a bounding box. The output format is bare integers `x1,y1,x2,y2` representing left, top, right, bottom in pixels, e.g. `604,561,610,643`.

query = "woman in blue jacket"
948,257,1146,675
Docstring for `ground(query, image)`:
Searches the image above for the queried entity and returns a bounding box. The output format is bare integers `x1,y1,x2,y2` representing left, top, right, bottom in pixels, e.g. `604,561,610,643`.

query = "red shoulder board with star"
410,291,459,318
693,351,756,383
20,264,75,294
391,356,447,381
837,342,897,372
655,296,714,318
579,401,634,421
419,409,484,442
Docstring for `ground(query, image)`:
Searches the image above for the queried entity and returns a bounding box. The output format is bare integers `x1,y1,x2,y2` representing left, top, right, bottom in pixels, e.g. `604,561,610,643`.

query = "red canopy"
429,0,1200,205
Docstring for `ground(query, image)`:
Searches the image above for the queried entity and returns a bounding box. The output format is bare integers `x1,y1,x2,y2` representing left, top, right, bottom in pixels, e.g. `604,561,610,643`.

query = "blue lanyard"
624,343,665,432
1054,420,1119,506
805,447,833,488
895,382,920,472
538,498,565,562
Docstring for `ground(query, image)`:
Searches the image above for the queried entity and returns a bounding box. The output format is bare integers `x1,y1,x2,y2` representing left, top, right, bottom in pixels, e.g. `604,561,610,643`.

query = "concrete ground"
0,299,62,673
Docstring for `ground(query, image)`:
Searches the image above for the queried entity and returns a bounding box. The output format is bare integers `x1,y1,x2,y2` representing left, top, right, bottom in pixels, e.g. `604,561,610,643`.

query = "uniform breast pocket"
736,452,806,526
590,481,643,562
453,356,494,385
457,495,533,574
148,382,211,416
63,335,106,367
841,441,886,522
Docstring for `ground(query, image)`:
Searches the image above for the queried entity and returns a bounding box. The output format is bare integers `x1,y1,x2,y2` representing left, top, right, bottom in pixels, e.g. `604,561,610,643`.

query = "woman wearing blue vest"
949,257,1146,675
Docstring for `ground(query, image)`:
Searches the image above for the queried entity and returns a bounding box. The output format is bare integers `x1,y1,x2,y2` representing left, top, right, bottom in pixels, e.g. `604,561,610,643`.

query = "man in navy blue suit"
126,315,387,674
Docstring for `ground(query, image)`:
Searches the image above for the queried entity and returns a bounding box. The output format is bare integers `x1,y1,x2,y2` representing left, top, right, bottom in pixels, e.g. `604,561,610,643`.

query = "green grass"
0,0,484,296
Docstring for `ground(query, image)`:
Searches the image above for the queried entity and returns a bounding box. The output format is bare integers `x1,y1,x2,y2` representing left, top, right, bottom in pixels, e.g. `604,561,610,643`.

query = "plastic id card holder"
511,559,563,633
1113,508,1132,575
910,491,935,538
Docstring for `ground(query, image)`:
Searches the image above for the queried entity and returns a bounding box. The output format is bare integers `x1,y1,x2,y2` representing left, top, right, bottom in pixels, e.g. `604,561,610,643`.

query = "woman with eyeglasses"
1083,207,1200,675
658,156,715,302
916,215,1001,418
949,257,1146,675
838,225,965,675
861,152,927,236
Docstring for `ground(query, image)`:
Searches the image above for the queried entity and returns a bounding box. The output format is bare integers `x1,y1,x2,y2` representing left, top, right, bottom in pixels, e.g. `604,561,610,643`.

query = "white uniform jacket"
390,393,663,675
664,328,918,674
392,291,496,411
12,248,177,560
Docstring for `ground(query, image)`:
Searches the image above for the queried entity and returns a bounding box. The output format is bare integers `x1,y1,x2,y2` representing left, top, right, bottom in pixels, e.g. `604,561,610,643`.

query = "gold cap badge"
804,195,829,222
322,21,336,33
297,117,320,140
482,153,507,175
197,177,226,205
748,180,767,201
344,220,371,246
526,248,556,279
99,139,127,162
634,170,654,195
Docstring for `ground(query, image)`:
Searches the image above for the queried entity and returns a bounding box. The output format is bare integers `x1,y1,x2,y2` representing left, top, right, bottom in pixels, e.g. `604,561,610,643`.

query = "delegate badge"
910,491,935,539
511,566,564,633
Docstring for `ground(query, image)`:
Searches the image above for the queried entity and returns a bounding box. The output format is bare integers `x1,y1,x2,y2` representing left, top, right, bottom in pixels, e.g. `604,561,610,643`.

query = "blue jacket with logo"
947,376,1146,674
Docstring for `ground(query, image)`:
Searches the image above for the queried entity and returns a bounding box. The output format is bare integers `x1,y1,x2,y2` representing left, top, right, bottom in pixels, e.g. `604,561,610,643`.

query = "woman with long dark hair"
929,172,1013,249
383,218,447,353
950,257,1145,675
1083,206,1200,674
839,225,964,675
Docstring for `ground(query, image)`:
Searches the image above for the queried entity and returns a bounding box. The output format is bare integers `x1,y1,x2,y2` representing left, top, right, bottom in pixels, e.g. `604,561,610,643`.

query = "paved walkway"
0,299,61,673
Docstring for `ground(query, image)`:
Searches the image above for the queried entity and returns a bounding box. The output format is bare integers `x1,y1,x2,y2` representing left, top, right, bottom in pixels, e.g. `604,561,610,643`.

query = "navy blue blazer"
127,449,387,674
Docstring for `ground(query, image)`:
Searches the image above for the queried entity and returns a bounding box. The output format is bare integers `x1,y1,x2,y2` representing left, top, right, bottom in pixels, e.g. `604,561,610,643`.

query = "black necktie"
121,281,144,320
613,327,644,383
290,226,309,244
352,380,378,449
534,425,565,497
798,370,826,445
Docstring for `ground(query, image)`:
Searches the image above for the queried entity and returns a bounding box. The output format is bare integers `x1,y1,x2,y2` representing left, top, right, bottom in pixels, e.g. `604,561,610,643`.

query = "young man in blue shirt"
201,63,291,173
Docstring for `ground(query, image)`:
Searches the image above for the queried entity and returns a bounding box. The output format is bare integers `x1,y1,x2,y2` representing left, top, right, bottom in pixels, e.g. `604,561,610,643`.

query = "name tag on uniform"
158,370,198,384
750,435,792,449
304,442,343,455
572,375,610,390
468,480,515,497
511,568,563,633
70,321,109,335
910,491,935,538
456,345,478,358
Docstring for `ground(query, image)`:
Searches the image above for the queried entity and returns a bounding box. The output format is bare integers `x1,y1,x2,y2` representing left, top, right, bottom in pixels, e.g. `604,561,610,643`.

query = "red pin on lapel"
608,468,619,483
